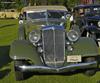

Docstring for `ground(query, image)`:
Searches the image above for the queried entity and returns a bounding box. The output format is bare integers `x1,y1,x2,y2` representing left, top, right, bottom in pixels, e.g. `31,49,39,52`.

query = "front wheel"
83,57,97,76
84,69,96,76
14,60,32,81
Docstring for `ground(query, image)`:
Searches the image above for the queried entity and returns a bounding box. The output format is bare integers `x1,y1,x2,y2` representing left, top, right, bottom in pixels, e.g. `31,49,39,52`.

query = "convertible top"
74,4,100,9
21,6,67,12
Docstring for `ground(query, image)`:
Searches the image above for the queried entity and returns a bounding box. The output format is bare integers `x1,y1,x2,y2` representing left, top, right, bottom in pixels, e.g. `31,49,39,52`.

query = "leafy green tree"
47,0,64,5
15,0,24,12
0,0,2,10
28,0,35,6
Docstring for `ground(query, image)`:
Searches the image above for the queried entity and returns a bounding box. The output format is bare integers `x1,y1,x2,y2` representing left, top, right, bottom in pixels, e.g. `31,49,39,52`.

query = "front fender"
10,40,43,65
66,37,99,57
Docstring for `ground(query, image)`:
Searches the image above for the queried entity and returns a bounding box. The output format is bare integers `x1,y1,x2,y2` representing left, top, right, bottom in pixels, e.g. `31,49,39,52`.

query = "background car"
72,4,100,46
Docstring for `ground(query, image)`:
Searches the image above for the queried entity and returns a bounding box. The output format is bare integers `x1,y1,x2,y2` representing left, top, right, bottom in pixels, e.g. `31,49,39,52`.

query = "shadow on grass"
28,69,91,76
0,24,16,28
0,69,11,79
0,45,12,79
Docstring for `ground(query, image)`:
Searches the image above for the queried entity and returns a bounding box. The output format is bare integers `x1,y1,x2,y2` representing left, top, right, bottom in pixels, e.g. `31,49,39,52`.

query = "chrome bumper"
16,61,97,73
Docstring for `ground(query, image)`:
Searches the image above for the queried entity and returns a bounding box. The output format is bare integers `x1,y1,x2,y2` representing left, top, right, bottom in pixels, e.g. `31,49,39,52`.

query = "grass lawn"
0,19,100,83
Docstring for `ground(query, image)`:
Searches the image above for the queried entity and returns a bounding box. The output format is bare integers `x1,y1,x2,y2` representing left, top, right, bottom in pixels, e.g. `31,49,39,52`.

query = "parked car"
72,4,100,46
10,6,99,81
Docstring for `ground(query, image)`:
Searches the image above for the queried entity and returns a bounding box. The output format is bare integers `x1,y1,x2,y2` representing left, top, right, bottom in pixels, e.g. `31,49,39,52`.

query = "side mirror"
19,14,23,20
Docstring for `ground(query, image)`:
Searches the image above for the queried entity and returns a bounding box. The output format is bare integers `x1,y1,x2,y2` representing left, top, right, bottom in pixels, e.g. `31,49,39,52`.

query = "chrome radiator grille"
42,27,65,66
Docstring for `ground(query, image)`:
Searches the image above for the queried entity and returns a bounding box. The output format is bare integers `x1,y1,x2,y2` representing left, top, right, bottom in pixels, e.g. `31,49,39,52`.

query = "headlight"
29,30,40,43
67,30,79,42
98,21,100,27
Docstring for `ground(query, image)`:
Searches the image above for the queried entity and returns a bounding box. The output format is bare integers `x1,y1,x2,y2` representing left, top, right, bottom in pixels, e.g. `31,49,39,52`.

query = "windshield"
75,6,100,17
27,12,46,19
85,7,100,17
48,11,65,19
28,11,66,19
78,7,100,17
27,11,66,26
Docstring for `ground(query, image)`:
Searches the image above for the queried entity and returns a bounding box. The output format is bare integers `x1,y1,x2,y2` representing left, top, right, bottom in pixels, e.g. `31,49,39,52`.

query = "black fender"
10,40,43,65
66,37,99,57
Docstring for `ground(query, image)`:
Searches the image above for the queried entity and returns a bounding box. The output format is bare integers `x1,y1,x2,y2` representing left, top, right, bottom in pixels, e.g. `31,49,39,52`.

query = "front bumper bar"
16,61,97,73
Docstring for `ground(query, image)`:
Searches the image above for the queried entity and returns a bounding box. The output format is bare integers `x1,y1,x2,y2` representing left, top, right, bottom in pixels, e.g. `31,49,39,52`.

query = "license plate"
67,55,81,62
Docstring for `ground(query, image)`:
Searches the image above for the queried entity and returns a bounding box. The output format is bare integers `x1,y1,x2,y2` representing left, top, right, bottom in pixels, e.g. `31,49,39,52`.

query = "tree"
47,0,64,5
15,0,24,12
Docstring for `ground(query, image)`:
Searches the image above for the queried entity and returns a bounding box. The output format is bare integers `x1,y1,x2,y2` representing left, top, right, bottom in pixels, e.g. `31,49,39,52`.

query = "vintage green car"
10,6,99,81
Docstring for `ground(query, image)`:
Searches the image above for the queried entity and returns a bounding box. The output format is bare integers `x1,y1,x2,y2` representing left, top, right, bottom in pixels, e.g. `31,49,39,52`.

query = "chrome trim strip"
42,29,45,62
53,27,56,67
17,61,97,73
